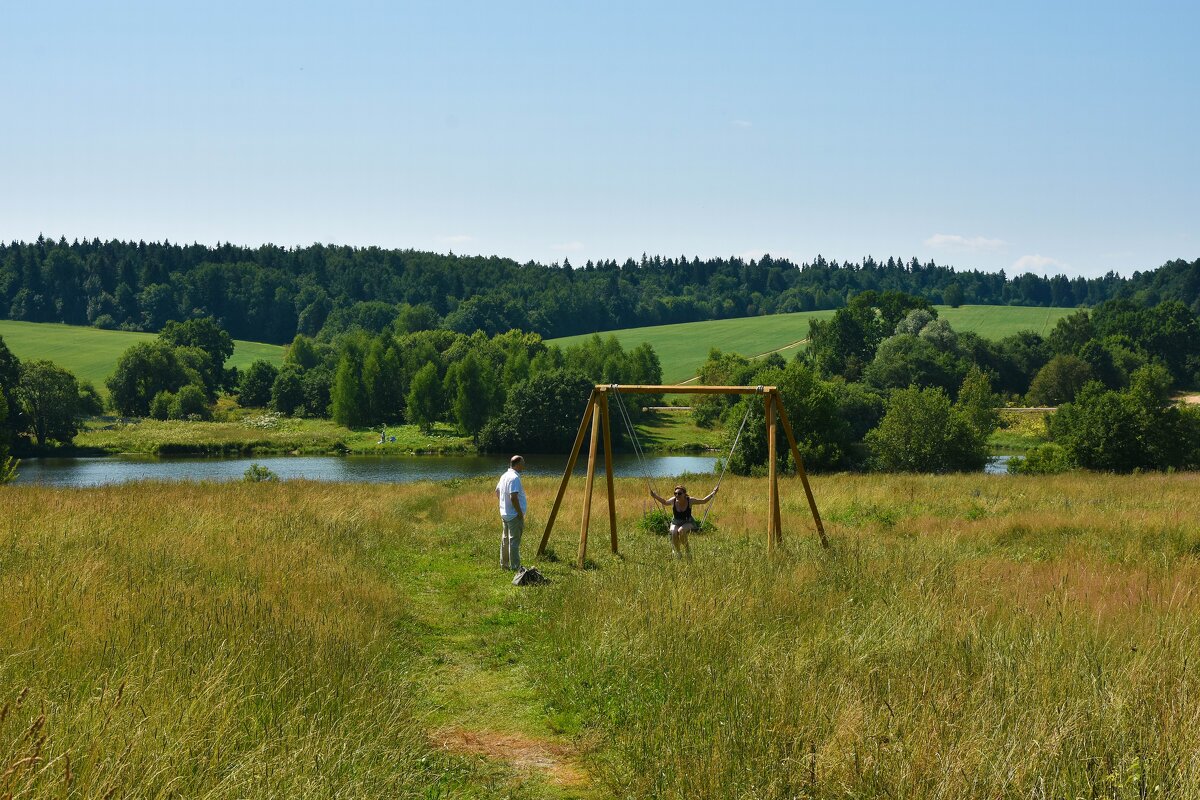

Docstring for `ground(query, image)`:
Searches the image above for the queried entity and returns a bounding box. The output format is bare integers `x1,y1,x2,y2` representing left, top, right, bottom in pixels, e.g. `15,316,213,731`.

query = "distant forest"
2,236,1198,344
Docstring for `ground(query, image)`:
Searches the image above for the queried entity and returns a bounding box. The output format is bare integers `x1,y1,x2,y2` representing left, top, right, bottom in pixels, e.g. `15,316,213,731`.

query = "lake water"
13,454,721,488
13,452,1014,487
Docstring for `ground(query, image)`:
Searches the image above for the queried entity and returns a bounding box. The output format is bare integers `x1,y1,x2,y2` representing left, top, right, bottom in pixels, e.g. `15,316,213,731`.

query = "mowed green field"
549,305,1076,384
0,320,285,392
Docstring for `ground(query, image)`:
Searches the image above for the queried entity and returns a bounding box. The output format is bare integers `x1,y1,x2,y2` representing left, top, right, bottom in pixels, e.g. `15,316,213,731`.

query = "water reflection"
15,452,1014,488
15,454,720,488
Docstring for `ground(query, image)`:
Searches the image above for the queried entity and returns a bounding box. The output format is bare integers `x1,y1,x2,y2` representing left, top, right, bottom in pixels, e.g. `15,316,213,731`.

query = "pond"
12,452,1014,487
13,454,721,488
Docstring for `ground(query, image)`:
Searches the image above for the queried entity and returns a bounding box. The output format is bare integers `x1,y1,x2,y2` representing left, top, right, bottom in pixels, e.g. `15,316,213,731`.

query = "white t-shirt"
496,468,526,521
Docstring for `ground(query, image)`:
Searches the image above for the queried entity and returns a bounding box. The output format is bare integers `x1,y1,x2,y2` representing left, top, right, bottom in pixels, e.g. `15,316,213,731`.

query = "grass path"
380,485,597,798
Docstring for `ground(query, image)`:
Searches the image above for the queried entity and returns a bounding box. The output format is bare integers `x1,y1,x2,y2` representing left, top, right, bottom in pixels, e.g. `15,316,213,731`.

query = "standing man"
495,455,527,571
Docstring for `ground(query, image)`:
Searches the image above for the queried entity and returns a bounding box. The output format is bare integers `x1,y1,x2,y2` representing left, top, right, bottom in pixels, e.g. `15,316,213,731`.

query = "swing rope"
698,400,753,530
609,386,653,494
609,385,752,529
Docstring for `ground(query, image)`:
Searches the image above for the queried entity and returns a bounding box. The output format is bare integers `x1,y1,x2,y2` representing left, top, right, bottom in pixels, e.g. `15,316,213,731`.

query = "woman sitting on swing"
649,484,717,561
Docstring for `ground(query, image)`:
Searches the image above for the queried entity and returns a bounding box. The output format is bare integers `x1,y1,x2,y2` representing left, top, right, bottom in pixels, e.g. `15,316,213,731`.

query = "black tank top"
672,498,693,524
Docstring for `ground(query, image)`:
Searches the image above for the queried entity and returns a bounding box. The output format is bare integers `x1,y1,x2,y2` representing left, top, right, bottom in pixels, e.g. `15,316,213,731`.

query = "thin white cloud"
924,233,1006,252
440,234,473,244
551,241,585,252
732,119,753,128
1012,254,1067,273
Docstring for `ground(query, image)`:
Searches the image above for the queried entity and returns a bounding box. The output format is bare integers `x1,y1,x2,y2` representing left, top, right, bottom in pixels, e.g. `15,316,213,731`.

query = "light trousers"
501,516,524,571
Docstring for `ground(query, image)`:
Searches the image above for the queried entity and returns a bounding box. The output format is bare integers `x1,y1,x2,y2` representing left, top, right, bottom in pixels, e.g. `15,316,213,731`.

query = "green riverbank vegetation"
4,289,1200,473
73,414,473,455
4,473,1200,797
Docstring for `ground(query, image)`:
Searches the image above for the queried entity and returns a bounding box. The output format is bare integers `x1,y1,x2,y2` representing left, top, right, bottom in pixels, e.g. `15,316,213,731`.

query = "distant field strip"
0,320,285,392
549,305,1075,384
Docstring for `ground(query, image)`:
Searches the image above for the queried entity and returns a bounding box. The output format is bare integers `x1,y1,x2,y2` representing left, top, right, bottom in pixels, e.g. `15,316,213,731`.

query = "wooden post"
578,399,602,569
538,391,596,556
772,395,783,546
766,392,778,555
599,390,618,554
774,400,829,549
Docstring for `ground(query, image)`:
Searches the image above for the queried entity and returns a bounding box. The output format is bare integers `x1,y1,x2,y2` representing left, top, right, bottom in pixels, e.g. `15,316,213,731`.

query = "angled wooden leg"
772,410,783,545
599,391,618,554
766,393,778,556
578,399,602,569
538,391,595,557
775,399,829,549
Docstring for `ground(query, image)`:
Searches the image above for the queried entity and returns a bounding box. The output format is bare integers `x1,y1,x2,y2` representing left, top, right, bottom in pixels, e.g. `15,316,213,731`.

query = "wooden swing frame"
536,384,829,568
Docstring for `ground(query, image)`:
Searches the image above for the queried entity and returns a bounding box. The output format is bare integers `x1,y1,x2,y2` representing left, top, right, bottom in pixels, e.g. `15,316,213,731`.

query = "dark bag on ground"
512,566,547,586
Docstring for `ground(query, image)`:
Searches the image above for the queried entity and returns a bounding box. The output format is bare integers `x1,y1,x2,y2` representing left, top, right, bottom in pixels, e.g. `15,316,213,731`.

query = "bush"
77,381,105,416
150,391,174,420
636,508,672,536
271,365,305,416
0,456,17,484
478,370,594,453
238,360,279,408
727,359,850,475
243,463,279,482
169,384,212,421
1048,368,1200,472
1027,355,1093,406
866,386,988,472
1007,443,1073,475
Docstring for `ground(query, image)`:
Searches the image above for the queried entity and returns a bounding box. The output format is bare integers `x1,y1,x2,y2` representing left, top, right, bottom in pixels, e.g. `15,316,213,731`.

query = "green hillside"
0,320,285,393
549,305,1076,384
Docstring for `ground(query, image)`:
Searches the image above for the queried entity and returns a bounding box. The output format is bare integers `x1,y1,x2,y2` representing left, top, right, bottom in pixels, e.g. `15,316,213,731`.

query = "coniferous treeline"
3,236,1197,344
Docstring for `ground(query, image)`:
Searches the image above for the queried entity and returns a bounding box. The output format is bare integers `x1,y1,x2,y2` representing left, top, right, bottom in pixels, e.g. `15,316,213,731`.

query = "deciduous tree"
18,360,81,447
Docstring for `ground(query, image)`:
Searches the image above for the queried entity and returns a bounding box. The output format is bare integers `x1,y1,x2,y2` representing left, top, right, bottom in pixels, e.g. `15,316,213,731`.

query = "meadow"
0,320,284,393
3,470,1200,798
549,305,1076,383
1,306,1073,393
74,414,472,455
68,410,709,456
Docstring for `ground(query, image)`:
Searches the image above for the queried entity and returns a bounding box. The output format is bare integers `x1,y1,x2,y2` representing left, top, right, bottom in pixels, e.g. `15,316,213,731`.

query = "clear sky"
2,1,1196,278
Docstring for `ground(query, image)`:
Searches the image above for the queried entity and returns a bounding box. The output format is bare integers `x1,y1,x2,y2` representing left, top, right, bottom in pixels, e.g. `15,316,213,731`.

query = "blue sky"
1,1,1196,278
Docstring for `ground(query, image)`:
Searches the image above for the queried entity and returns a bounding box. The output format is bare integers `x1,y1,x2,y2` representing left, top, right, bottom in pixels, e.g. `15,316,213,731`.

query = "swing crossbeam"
605,384,772,395
536,384,828,569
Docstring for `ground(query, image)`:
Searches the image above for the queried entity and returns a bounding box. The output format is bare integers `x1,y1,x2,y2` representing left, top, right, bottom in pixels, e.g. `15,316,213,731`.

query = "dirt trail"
432,728,589,788
677,338,809,385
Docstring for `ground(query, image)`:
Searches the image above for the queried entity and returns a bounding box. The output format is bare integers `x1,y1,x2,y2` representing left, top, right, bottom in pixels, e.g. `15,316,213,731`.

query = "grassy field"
1,306,1073,392
549,305,1077,384
4,471,1200,797
74,415,472,455
0,320,284,392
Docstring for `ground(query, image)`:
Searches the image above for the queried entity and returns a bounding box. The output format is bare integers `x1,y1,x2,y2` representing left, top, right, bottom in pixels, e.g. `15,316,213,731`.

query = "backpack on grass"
512,566,547,586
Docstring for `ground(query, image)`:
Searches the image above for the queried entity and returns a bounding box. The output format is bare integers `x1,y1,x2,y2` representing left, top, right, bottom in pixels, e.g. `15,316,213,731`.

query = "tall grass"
0,483,494,797
6,472,1200,797
534,472,1200,799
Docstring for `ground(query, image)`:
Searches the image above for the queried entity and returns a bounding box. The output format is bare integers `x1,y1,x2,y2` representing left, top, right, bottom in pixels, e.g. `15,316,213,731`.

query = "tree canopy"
3,237,1195,344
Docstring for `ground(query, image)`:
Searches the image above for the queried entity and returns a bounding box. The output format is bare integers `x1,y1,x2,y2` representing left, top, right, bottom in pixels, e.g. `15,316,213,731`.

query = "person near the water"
649,484,716,560
495,455,527,571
